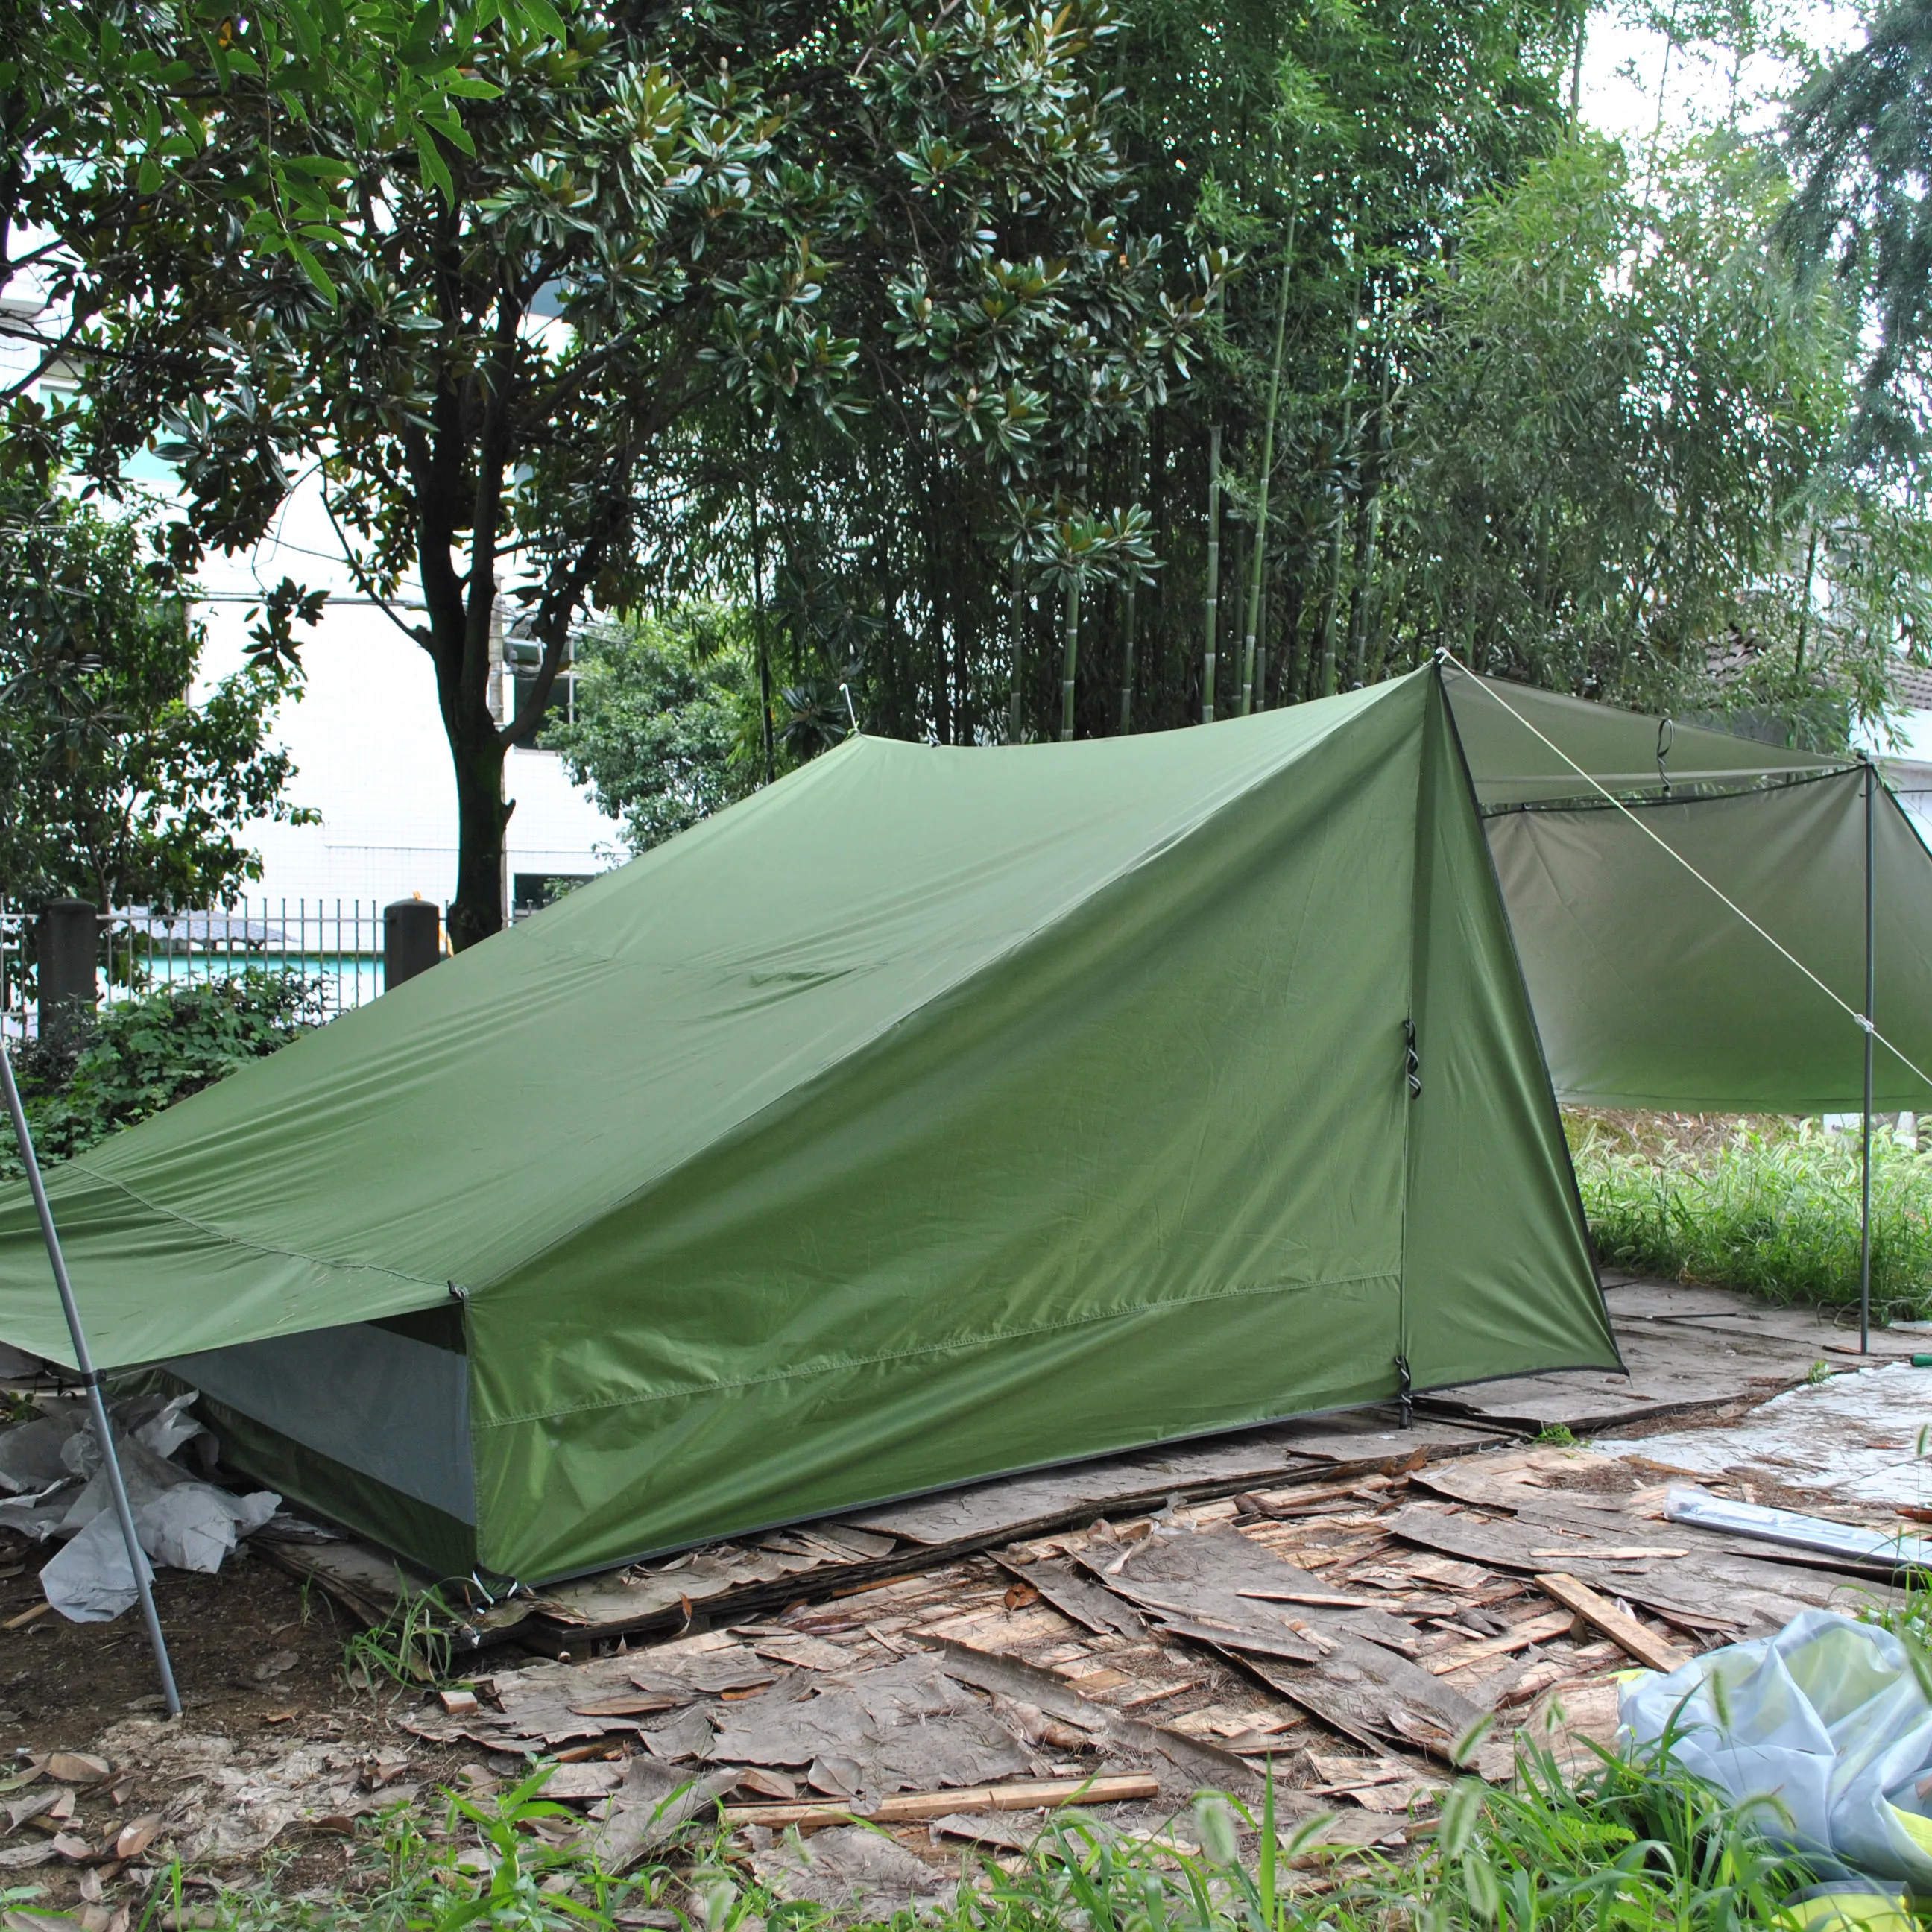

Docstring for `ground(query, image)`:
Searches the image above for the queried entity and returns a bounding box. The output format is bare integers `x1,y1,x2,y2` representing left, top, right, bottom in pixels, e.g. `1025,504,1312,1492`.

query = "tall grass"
1570,1112,1932,1319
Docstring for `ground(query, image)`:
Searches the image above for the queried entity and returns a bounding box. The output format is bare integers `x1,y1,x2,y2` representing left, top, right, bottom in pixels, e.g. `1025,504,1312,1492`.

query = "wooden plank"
722,1774,1160,1828
1426,1610,1573,1675
1535,1573,1688,1674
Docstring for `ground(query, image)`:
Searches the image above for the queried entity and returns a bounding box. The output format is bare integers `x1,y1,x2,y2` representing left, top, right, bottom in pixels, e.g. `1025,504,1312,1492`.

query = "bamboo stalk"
1059,573,1082,742
724,1775,1161,1830
1202,426,1221,723
1008,558,1024,745
1346,344,1392,687
1253,553,1270,711
1241,227,1295,716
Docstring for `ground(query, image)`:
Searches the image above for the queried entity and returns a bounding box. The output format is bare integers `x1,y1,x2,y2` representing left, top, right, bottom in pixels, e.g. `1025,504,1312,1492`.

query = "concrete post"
36,900,99,1054
384,900,441,991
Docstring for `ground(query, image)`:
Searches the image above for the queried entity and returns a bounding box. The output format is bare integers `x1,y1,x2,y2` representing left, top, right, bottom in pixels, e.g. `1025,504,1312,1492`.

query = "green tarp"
1442,667,1932,1112
0,667,1615,1582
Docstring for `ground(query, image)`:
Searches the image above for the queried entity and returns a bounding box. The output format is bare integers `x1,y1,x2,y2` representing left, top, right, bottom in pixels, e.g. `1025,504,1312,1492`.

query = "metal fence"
0,897,429,1037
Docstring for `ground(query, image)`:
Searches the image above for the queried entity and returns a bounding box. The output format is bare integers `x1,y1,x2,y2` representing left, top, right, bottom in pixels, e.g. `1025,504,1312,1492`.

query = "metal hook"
1656,716,1675,797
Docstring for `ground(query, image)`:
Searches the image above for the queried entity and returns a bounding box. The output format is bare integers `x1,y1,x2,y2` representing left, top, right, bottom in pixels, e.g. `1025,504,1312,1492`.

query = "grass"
31,1734,1836,1932
1569,1111,1932,1321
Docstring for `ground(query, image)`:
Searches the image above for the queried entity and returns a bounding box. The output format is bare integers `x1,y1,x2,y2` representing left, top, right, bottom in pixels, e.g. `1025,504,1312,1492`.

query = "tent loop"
1656,717,1675,798
1441,654,1932,1094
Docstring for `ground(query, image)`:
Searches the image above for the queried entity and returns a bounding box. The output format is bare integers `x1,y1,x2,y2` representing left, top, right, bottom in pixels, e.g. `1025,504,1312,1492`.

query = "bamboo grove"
702,0,1931,757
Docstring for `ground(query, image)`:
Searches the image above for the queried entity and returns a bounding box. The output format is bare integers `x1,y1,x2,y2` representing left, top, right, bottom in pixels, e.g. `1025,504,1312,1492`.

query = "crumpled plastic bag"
1621,1609,1932,1887
38,1508,157,1623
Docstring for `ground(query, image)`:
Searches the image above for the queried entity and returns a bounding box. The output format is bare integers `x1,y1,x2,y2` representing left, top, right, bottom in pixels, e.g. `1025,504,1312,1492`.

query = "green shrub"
2,970,324,1178
1573,1113,1932,1319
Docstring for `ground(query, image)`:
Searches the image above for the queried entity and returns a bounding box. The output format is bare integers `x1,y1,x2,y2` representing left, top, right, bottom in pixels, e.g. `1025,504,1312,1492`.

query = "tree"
1377,136,1932,733
543,608,761,853
65,0,1216,948
0,490,312,911
1784,0,1932,463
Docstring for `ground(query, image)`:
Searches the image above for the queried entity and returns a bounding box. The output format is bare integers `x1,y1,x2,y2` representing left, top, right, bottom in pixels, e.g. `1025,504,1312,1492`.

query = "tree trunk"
446,703,510,954
1119,578,1136,733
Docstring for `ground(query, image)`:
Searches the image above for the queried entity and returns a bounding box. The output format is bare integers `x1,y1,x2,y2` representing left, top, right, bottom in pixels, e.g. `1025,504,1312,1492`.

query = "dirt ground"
0,1530,499,1919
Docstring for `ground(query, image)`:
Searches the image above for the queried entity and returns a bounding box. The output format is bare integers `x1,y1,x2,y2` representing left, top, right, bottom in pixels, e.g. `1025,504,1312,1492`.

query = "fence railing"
0,897,438,1038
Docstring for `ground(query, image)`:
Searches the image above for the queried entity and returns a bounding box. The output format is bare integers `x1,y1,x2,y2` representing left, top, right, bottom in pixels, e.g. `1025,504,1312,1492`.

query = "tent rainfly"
0,667,1617,1581
1441,665,1932,1114
4,661,1928,1585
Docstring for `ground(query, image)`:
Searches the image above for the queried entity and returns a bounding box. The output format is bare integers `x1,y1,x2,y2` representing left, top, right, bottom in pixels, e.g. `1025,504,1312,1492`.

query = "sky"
1577,0,1863,148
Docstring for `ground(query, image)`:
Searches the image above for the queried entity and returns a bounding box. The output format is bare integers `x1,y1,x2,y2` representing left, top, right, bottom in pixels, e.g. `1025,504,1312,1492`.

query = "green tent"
0,666,1614,1582
1442,666,1932,1113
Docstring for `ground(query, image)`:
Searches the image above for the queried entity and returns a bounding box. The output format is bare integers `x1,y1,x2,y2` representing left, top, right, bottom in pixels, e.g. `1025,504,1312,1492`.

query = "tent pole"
1862,757,1875,1357
0,1036,180,1716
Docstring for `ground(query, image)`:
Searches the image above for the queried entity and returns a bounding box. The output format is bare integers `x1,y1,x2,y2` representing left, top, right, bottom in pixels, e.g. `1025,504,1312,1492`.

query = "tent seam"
473,1268,1404,1430
61,1162,449,1295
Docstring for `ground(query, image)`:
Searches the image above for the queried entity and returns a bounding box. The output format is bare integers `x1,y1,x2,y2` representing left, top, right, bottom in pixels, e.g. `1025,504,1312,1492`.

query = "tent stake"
1861,757,1876,1357
0,1035,180,1716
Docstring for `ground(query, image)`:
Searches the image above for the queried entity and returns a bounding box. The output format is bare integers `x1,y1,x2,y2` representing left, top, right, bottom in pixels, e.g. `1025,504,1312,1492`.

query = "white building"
0,285,619,929
193,480,619,920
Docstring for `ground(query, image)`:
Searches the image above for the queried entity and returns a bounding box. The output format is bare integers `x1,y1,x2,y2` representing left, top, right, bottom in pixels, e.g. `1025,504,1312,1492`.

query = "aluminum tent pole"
1862,758,1876,1356
0,1037,180,1714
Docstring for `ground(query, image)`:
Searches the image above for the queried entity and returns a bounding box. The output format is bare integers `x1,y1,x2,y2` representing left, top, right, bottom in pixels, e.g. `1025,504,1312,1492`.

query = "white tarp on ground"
0,1392,278,1621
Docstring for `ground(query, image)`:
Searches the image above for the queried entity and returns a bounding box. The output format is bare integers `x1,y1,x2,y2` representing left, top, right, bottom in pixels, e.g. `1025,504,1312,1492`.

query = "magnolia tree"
59,0,1220,947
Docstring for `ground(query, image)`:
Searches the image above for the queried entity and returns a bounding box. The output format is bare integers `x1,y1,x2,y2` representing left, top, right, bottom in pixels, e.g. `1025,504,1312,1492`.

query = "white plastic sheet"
136,1483,280,1573
39,1508,157,1623
0,1391,277,1620
1622,1610,1932,1887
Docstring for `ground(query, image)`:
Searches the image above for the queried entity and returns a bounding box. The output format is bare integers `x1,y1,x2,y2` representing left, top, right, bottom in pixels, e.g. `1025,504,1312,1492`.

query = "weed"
344,1585,459,1689
1533,1423,1578,1445
1570,1112,1932,1316
40,1738,1831,1932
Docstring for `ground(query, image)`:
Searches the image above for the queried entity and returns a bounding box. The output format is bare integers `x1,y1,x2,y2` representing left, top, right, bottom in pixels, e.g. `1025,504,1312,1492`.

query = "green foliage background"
0,973,325,1181
1572,1112,1932,1319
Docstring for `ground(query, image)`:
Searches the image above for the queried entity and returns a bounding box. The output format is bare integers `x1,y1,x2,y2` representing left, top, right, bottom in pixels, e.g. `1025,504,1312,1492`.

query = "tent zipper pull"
1404,1020,1421,1097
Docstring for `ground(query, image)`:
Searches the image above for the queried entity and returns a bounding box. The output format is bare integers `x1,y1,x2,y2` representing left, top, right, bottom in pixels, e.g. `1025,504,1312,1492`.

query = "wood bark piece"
997,1559,1145,1638
1383,1502,1892,1633
1417,1327,1823,1434
1085,1524,1421,1661
1534,1574,1688,1674
1427,1611,1574,1675
701,1658,1028,1802
930,1640,1260,1796
722,1774,1160,1828
1231,1635,1493,1774
585,1759,741,1875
